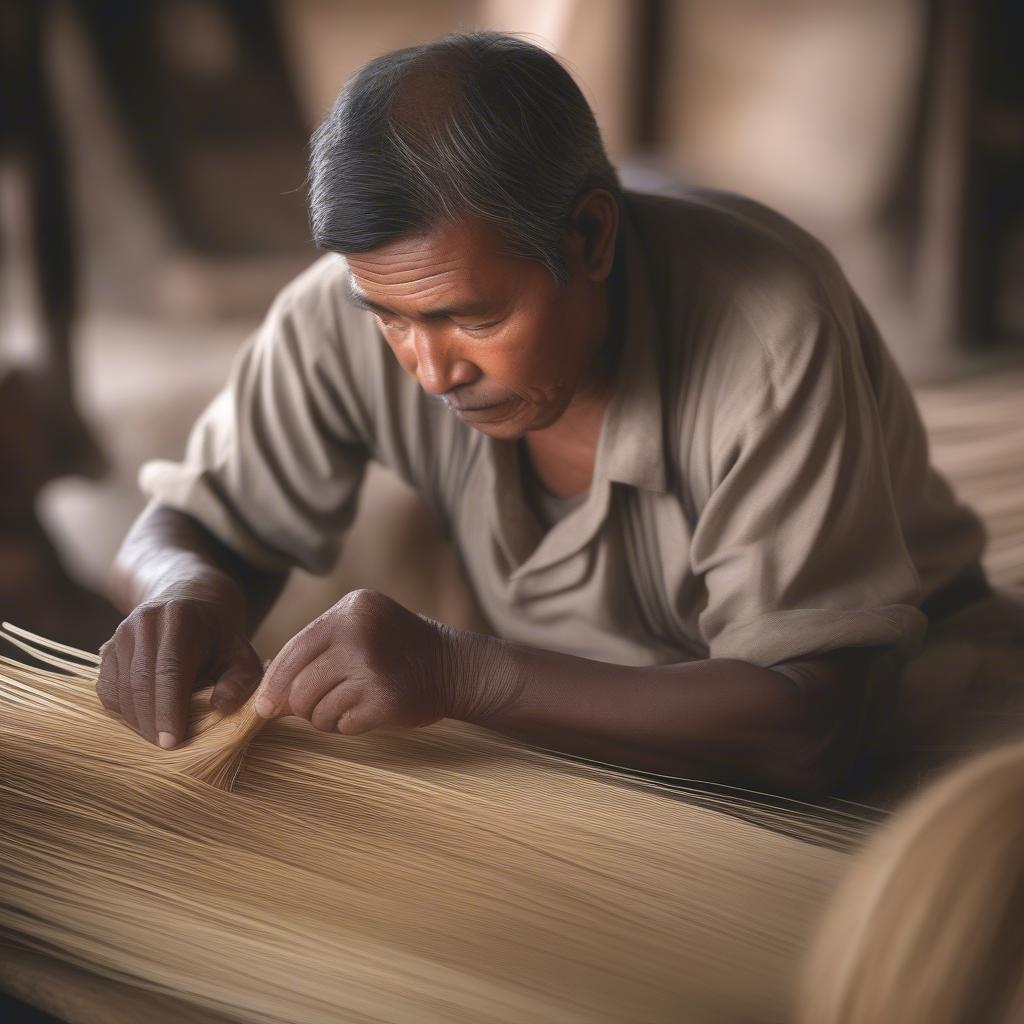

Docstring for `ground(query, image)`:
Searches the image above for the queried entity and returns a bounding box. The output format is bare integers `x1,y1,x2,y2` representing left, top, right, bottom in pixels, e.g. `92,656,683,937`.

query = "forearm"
451,633,873,794
110,503,286,635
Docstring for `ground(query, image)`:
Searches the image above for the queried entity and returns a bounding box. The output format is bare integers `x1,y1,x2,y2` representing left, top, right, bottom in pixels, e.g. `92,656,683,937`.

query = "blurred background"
1,0,1021,656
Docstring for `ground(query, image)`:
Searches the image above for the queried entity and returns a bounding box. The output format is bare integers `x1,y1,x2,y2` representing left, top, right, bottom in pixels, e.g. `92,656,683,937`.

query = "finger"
153,633,203,750
280,650,345,722
96,640,121,714
211,644,264,714
310,683,360,733
127,616,160,744
115,629,141,734
255,620,332,718
336,700,384,737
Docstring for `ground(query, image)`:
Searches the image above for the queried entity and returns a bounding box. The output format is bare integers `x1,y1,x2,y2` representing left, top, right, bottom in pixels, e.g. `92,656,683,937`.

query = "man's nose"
413,331,477,395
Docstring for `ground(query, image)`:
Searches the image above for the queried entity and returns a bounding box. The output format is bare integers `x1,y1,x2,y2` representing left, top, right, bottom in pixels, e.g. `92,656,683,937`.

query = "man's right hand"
97,583,263,750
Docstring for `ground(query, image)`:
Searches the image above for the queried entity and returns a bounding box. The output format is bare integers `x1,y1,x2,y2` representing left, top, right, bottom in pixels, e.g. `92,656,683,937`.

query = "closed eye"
372,312,501,335
374,313,406,331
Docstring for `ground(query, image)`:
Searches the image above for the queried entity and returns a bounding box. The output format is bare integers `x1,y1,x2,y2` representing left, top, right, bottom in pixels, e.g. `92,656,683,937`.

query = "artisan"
99,33,989,795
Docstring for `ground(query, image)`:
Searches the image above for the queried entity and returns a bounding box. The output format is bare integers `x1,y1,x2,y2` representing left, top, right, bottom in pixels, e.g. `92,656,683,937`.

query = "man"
99,33,989,796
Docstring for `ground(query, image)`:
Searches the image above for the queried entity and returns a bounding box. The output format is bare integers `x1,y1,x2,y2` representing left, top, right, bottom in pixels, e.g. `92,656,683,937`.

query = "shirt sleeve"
139,256,373,576
689,276,928,667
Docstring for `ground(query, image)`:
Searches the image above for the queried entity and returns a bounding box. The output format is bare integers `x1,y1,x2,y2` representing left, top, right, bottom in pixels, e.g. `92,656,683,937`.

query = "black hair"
308,32,620,284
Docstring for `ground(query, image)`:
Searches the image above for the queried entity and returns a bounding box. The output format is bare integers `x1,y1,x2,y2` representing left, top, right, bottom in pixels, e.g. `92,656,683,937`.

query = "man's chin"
447,397,527,438
446,396,567,439
461,417,528,441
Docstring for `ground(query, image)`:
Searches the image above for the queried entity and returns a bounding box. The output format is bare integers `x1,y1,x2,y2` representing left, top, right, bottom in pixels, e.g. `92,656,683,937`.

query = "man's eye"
375,314,406,332
460,321,500,334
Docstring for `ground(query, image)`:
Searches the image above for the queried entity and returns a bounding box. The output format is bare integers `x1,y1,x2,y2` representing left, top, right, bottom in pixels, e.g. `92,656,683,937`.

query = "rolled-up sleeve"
140,256,373,576
690,283,928,667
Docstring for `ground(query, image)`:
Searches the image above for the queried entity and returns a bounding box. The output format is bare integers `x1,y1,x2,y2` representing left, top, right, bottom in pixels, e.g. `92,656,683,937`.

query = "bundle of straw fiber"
0,623,867,1024
799,738,1024,1024
2,368,1022,1022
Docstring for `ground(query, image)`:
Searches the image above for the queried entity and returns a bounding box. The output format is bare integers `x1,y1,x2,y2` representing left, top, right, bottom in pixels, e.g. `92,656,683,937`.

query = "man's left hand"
253,589,493,734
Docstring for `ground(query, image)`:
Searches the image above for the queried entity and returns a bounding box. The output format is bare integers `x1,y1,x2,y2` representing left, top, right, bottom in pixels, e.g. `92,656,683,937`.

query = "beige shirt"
141,190,986,668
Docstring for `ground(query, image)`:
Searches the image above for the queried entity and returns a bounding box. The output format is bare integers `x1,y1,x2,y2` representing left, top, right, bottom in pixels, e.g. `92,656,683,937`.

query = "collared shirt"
140,190,987,668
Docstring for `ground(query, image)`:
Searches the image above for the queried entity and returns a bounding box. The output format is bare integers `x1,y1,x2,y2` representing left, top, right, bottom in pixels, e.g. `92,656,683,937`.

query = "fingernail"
254,695,276,718
158,731,177,750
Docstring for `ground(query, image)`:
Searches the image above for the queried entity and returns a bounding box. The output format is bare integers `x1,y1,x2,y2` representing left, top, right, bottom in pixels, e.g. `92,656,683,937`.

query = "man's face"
344,210,612,440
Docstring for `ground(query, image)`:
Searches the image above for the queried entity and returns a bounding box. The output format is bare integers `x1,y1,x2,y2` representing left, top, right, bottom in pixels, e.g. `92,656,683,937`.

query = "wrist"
151,567,248,633
437,626,523,723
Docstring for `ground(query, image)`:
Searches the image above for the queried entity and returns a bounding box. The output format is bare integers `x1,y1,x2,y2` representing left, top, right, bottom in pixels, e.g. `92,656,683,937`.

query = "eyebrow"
346,281,496,321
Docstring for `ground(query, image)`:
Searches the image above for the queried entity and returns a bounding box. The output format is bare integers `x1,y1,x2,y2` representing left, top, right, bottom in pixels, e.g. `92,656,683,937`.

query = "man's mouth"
442,395,508,418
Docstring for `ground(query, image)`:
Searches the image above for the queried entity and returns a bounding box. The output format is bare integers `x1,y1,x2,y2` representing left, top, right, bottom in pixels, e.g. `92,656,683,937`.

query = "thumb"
210,643,264,714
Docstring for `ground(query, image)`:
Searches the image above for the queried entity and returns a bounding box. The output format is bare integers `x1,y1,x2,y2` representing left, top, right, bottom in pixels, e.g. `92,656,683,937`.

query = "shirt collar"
482,196,669,580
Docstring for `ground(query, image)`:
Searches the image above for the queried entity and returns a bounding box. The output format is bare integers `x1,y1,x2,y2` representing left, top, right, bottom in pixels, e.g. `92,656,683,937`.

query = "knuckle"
158,680,191,710
291,681,330,720
339,588,384,620
123,609,157,644
338,706,376,735
161,597,192,625
336,590,390,652
308,699,334,730
129,675,154,699
154,656,186,685
127,657,155,687
135,596,196,628
310,713,337,733
133,601,162,622
286,692,313,720
341,587,372,608
264,652,299,695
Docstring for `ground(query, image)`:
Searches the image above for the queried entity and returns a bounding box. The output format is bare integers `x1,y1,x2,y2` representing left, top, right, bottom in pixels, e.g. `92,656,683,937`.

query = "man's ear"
567,189,619,283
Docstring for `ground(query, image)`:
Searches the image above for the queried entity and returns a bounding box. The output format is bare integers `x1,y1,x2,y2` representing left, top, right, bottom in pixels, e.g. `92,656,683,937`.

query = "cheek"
484,309,576,396
480,346,557,416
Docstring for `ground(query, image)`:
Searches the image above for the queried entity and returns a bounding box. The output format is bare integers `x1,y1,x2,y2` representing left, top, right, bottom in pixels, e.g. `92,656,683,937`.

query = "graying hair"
308,32,620,284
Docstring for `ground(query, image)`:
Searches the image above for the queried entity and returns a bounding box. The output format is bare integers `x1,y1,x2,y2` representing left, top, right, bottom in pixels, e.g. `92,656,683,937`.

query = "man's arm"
454,633,884,796
98,503,287,748
104,261,378,749
253,589,891,798
110,503,285,628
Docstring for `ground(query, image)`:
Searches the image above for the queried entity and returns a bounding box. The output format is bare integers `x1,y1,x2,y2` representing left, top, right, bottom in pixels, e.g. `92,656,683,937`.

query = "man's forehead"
344,232,515,318
343,220,527,317
344,217,511,285
346,248,464,291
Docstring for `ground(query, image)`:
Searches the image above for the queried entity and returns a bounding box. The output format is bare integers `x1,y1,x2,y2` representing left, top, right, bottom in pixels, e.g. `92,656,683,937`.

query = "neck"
519,240,626,497
580,229,627,400
550,237,626,427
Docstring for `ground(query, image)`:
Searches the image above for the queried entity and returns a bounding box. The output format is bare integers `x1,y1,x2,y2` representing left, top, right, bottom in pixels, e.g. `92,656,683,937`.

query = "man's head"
309,33,621,439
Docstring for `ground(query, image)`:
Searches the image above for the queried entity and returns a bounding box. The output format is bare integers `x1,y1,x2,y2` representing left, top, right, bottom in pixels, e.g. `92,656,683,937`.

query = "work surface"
2,367,1023,1024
